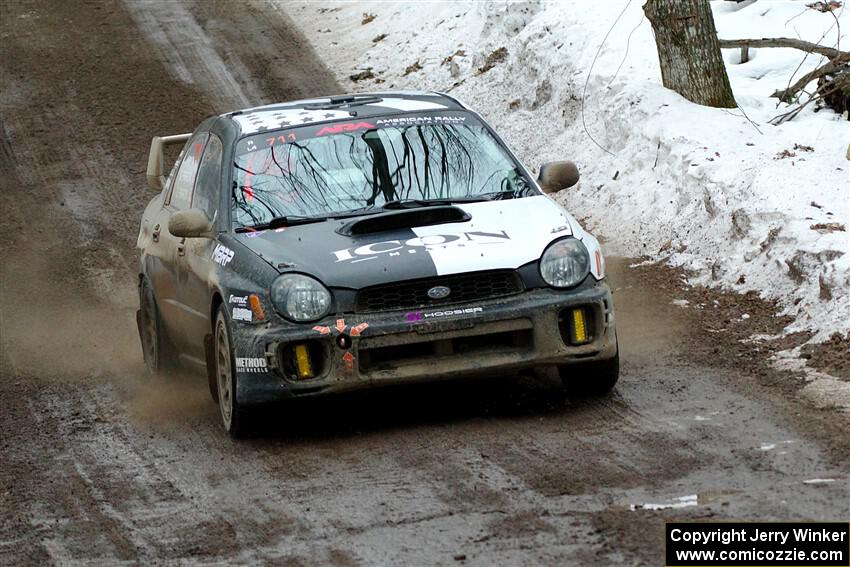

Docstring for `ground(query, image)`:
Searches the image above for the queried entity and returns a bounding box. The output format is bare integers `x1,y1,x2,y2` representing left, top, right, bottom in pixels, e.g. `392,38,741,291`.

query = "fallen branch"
772,52,850,102
769,77,847,124
718,37,847,59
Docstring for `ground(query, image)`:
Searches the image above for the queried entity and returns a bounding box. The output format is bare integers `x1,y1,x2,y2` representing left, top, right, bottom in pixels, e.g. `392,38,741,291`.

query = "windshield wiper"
235,215,327,232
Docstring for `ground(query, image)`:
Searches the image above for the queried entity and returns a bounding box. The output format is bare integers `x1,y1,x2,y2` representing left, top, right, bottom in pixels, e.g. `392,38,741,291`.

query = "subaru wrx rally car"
137,92,618,436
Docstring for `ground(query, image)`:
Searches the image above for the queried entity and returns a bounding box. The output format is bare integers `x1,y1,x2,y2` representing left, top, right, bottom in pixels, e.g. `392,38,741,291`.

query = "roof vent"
304,95,384,111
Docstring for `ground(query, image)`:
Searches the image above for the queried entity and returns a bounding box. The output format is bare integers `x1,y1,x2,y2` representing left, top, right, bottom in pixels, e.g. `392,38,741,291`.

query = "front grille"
355,270,524,313
359,328,534,373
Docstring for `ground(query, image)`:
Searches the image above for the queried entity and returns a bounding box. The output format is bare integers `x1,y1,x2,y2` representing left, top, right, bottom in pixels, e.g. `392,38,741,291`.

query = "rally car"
137,92,618,437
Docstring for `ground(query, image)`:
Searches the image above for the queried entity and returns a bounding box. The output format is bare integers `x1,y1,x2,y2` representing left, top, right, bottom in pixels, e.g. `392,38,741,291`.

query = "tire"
204,334,219,404
137,278,176,375
213,306,251,438
559,350,620,396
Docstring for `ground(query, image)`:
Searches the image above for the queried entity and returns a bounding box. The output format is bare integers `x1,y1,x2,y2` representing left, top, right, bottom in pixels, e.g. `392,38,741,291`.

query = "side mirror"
169,209,214,238
538,161,580,194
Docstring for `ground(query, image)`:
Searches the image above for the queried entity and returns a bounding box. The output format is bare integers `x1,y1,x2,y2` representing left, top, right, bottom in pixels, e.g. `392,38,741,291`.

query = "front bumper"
231,281,617,404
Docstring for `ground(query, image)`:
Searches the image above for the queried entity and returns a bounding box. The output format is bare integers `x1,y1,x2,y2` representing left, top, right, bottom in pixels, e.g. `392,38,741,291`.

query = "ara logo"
331,231,511,263
316,122,375,136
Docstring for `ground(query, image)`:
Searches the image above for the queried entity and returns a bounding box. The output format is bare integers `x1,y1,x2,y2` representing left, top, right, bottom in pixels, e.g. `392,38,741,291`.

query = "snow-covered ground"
282,0,849,346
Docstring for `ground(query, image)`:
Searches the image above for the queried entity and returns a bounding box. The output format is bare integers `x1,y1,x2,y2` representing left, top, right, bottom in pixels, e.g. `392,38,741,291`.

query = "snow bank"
283,0,849,342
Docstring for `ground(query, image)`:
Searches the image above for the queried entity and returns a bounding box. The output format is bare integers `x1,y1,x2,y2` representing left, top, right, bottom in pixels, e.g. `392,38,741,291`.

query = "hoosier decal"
406,307,483,322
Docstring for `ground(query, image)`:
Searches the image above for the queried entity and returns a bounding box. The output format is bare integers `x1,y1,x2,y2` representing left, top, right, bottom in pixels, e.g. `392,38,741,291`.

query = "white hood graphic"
410,195,575,275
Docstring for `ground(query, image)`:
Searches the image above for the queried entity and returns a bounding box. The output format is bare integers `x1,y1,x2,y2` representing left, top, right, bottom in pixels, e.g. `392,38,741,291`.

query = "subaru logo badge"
427,285,451,300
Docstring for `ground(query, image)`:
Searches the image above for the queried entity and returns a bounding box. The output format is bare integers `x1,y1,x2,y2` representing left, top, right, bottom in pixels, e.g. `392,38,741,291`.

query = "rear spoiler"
146,133,191,191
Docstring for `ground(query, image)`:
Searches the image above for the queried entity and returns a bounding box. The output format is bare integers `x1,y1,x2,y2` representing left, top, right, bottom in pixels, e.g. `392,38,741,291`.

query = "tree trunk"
644,0,737,108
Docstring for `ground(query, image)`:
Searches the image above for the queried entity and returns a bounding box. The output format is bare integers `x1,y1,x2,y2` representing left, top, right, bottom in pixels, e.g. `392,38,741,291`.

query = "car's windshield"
231,112,531,229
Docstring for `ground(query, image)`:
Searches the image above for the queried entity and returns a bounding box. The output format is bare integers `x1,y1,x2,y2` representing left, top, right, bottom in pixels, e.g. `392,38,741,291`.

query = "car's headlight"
270,274,332,322
540,238,590,288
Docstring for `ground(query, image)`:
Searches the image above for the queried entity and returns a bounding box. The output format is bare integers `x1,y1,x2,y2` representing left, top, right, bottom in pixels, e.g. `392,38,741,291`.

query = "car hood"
238,195,576,289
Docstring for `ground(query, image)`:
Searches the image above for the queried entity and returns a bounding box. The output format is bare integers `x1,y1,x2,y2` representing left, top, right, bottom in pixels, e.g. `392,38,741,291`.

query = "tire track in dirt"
122,0,341,113
187,0,343,104
121,0,258,111
0,0,327,564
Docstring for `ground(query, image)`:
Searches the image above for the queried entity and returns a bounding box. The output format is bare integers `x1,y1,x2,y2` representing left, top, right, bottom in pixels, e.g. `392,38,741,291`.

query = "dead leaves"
810,222,846,233
477,47,508,74
806,1,842,13
404,60,422,76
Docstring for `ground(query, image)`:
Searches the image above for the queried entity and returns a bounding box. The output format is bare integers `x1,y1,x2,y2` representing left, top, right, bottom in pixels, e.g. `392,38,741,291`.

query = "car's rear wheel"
214,306,250,438
559,350,620,396
138,278,176,375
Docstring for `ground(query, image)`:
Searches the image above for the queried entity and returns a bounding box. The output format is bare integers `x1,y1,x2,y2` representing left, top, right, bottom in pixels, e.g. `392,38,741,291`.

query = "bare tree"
644,0,737,108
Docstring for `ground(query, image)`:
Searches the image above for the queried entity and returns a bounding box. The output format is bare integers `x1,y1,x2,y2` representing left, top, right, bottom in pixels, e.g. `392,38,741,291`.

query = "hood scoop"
337,206,471,236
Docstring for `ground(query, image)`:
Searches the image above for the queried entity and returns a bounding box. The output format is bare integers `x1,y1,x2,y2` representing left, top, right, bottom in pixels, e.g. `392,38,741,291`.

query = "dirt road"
1,1,847,565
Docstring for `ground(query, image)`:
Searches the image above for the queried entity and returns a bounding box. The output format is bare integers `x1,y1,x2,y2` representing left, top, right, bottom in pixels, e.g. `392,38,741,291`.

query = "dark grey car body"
136,92,618,430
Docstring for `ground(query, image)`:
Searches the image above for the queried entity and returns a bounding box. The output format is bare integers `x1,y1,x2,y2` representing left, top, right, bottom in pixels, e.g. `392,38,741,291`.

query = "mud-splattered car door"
158,131,209,354
176,133,224,361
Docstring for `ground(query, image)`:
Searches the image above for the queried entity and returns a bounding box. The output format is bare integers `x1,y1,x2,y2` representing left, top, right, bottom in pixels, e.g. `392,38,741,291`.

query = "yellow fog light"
293,344,314,379
571,308,589,345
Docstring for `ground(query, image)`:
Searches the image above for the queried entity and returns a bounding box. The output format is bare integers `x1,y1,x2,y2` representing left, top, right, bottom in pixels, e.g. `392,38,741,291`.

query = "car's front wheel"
559,350,620,396
137,278,176,375
214,306,251,438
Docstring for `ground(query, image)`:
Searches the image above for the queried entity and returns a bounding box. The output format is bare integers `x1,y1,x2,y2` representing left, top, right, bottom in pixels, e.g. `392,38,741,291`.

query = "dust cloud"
606,256,688,364
123,369,214,426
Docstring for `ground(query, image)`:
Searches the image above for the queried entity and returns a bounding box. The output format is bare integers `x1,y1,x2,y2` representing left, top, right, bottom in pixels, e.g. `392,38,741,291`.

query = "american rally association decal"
331,231,510,264
375,115,465,126
237,114,467,153
212,243,234,266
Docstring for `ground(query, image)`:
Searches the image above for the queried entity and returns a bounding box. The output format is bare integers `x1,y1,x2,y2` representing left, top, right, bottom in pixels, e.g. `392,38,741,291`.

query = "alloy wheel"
215,318,233,430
